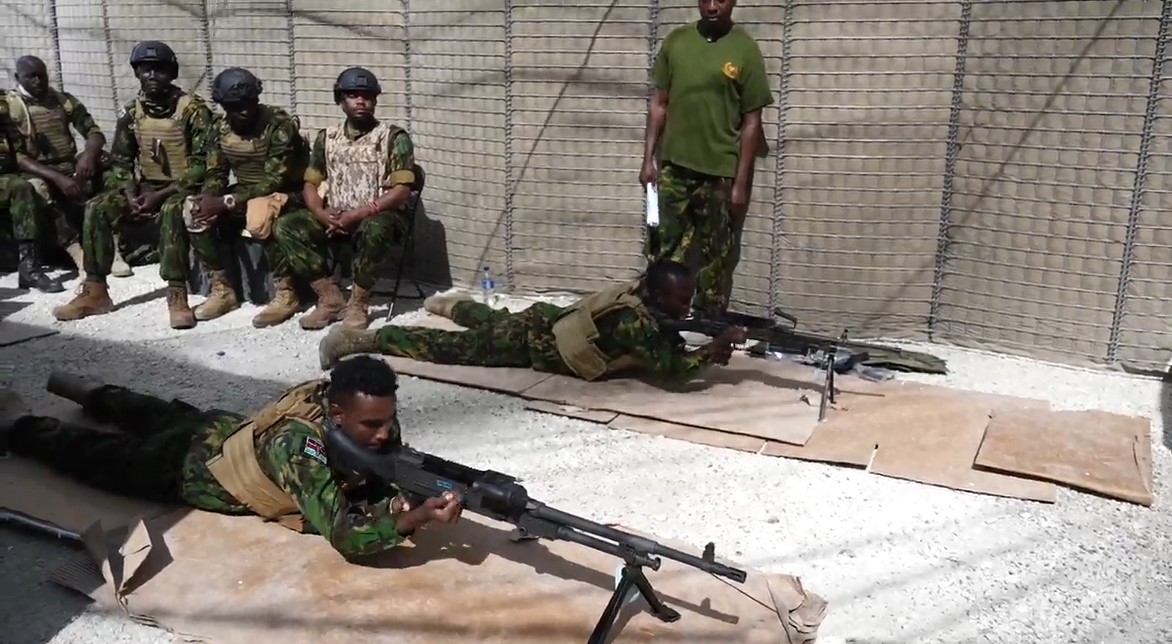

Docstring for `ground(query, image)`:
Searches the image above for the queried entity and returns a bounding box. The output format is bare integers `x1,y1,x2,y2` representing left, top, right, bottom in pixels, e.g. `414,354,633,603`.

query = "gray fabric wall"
2,0,1169,373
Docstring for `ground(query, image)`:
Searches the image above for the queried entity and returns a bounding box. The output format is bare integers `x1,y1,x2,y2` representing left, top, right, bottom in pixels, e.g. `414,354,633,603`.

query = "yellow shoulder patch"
722,62,739,80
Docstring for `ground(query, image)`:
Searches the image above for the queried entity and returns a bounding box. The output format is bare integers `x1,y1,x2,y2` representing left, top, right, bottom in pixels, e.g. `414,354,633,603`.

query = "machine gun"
325,427,747,644
661,307,946,421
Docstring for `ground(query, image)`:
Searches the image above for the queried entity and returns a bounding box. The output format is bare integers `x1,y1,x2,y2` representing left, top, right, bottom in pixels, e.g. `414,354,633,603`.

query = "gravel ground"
1,266,1169,644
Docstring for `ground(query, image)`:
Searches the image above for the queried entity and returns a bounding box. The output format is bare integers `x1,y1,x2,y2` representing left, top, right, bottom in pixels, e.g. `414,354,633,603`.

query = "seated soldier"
6,55,106,279
52,41,214,328
180,67,310,328
278,66,418,331
318,259,748,380
1,356,463,560
1,86,62,293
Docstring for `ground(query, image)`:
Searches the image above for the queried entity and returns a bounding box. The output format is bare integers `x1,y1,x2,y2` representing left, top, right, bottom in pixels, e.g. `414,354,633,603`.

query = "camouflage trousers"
85,187,187,282
0,173,38,241
24,173,87,247
276,208,408,289
8,384,248,512
184,194,300,278
647,162,742,313
375,300,572,374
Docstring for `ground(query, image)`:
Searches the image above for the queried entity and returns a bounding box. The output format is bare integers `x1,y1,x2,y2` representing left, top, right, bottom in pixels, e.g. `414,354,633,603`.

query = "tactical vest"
0,90,12,170
134,93,193,183
551,280,650,381
323,121,401,210
205,379,327,532
6,88,77,167
219,106,299,189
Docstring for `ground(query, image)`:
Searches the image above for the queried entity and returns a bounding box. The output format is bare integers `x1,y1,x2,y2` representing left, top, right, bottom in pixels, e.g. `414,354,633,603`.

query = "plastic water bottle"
480,266,496,305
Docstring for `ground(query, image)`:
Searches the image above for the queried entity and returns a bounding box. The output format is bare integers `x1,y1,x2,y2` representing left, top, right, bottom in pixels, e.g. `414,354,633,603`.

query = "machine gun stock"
324,428,747,643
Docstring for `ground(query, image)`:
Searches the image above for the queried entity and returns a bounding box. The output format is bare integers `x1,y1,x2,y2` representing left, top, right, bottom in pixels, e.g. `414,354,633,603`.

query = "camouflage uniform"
189,105,309,326
53,88,214,327
647,23,774,313
1,90,62,292
87,89,213,282
287,120,416,330
375,298,715,380
5,87,104,255
8,381,411,558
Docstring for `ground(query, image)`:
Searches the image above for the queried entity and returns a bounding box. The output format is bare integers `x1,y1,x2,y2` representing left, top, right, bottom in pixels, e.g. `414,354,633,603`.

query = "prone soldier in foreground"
7,55,107,279
183,67,310,328
318,259,747,380
1,85,62,293
0,356,463,559
53,41,215,328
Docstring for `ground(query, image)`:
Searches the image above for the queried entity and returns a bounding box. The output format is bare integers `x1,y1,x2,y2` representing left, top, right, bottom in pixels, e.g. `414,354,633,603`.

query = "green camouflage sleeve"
603,309,711,379
179,97,214,190
383,129,415,188
232,114,299,202
62,92,103,139
261,419,410,558
304,129,327,187
198,117,228,195
102,106,137,192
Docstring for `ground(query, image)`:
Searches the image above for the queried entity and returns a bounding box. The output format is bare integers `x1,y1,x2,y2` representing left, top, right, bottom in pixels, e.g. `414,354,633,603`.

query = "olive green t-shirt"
652,23,774,178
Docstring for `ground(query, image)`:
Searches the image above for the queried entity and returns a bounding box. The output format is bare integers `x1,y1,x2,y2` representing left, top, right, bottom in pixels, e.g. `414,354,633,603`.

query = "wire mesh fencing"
1,0,1168,373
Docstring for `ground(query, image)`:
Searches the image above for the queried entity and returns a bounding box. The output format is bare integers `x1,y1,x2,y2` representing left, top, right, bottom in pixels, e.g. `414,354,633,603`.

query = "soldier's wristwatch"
222,194,236,209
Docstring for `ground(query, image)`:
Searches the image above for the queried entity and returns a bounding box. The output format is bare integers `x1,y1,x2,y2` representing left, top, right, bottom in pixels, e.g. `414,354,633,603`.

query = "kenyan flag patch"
302,436,328,466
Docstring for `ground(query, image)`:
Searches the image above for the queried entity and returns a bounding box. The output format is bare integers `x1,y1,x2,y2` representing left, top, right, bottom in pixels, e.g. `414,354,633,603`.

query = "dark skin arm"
730,109,763,221
639,90,669,186
73,131,105,182
68,97,105,182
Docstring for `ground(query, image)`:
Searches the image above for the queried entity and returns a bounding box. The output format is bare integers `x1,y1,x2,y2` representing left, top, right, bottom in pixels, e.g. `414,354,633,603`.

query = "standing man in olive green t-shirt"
640,0,773,314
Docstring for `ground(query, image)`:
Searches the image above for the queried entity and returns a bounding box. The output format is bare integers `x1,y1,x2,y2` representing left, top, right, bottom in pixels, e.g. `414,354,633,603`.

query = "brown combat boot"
166,284,196,330
252,277,301,328
52,280,114,321
299,276,347,331
341,285,372,330
318,325,378,370
194,269,240,321
423,291,474,319
64,242,86,281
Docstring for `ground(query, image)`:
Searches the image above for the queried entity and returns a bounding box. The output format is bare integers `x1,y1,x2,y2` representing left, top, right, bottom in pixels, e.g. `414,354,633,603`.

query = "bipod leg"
587,564,680,644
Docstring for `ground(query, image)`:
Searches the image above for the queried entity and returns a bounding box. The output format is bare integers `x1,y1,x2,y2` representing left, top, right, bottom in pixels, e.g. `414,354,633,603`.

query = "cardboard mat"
381,318,1155,505
975,409,1156,507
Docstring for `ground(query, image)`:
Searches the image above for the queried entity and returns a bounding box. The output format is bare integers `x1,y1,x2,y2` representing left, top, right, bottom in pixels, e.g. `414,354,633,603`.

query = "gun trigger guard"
509,527,538,543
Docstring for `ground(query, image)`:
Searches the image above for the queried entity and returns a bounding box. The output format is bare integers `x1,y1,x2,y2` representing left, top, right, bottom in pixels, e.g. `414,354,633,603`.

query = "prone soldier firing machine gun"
660,308,948,421
324,426,747,644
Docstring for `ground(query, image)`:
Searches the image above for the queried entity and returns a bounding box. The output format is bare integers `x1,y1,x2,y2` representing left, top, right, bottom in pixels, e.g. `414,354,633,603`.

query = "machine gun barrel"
527,503,747,582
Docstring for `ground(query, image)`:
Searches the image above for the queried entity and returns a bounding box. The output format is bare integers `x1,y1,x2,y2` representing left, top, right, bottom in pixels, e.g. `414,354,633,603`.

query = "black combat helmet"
333,66,381,104
211,67,263,107
128,41,178,75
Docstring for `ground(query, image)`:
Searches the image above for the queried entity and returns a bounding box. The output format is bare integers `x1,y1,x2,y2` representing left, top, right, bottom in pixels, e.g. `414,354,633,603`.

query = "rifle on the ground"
660,308,948,421
324,428,747,644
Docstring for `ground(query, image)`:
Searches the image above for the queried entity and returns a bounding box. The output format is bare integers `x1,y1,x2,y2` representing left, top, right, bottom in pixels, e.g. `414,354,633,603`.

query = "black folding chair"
377,162,427,319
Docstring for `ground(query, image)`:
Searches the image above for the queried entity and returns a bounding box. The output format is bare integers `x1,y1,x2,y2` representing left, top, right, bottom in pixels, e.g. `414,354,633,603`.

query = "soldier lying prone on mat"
317,258,748,381
0,356,463,559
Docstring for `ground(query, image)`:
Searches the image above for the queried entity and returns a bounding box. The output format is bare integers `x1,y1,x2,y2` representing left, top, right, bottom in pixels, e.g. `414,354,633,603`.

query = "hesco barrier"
2,0,1169,373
